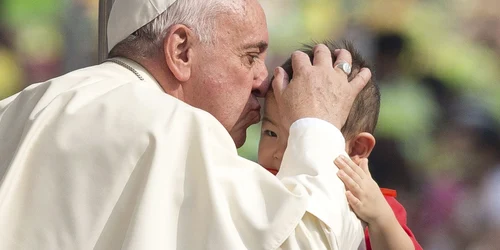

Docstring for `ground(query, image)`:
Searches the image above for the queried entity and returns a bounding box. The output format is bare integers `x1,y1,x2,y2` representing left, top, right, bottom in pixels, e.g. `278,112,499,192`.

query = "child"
258,41,422,250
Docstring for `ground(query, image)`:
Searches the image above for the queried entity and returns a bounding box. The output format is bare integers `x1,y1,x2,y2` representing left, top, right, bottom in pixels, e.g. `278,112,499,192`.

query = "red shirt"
365,188,422,250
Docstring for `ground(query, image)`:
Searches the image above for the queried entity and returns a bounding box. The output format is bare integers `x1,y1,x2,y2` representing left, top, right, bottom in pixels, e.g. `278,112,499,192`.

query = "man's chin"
230,110,260,148
232,130,247,148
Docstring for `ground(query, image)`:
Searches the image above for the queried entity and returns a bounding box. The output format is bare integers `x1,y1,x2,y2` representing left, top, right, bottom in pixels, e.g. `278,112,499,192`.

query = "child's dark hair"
271,40,381,139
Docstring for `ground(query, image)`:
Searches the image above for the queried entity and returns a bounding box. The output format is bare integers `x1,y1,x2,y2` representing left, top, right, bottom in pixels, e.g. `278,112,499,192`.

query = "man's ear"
347,132,376,163
163,24,195,82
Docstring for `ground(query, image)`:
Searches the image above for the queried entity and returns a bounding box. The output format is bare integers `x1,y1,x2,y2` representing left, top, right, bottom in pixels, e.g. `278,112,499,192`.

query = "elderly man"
0,0,371,249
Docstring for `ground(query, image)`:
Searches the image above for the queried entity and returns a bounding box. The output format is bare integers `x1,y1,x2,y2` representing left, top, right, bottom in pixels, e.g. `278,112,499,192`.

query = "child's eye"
264,130,277,138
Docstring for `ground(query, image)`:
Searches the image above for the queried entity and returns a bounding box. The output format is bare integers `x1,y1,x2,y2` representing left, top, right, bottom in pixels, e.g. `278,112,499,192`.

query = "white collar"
104,57,164,92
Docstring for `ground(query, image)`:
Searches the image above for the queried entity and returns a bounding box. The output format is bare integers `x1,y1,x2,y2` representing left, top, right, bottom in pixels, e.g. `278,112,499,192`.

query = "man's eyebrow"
261,116,276,126
242,41,268,52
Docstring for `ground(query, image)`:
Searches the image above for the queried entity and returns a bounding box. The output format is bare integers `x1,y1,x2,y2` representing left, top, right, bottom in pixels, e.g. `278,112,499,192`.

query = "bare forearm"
368,215,414,250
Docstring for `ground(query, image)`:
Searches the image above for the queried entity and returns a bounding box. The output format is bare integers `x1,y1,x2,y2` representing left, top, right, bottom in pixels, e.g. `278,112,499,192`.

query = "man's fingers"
349,67,372,92
271,67,291,128
312,44,333,67
291,51,312,74
271,67,289,97
333,49,353,74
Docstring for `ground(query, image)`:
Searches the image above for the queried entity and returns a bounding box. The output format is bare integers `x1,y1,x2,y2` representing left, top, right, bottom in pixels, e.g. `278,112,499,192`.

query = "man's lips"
251,102,261,114
248,105,261,124
251,109,261,123
248,98,261,117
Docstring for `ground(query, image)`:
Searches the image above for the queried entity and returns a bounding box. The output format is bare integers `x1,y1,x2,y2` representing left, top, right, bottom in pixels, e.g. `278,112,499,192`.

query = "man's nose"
252,67,270,98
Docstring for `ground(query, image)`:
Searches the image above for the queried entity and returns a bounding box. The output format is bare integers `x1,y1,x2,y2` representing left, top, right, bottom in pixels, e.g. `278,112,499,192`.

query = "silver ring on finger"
335,62,352,75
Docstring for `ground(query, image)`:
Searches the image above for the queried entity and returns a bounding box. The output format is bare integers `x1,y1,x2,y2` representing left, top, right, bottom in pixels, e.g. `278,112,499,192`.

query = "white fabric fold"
0,60,363,249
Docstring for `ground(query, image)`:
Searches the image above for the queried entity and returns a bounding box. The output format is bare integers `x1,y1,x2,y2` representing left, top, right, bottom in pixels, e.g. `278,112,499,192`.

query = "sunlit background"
1,0,500,249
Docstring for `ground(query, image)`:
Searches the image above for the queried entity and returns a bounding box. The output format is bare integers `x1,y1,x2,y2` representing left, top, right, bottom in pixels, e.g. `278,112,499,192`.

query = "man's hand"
271,44,371,129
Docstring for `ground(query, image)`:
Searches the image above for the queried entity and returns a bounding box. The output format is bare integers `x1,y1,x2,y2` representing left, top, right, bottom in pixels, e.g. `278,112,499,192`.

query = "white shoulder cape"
0,59,364,250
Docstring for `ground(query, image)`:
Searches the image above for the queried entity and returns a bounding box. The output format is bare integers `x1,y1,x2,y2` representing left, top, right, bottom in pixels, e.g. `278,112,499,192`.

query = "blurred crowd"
364,32,500,250
1,0,499,249
0,0,98,99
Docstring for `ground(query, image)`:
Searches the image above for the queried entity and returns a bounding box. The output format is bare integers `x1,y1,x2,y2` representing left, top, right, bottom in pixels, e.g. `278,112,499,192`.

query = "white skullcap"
107,0,177,52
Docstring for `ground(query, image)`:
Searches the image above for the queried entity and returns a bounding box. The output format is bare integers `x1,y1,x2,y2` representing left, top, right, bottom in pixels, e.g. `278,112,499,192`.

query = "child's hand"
334,155,393,226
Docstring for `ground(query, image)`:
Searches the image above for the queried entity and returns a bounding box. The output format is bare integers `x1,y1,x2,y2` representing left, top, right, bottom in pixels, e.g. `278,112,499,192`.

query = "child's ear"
347,132,376,163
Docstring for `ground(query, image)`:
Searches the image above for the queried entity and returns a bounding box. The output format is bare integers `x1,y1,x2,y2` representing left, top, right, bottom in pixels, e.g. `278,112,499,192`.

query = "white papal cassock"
0,58,364,249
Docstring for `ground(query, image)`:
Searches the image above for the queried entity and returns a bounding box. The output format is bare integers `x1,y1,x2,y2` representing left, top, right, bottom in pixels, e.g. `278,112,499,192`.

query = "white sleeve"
277,118,365,249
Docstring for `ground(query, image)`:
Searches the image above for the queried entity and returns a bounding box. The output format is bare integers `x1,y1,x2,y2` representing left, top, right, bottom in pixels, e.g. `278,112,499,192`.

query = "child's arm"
334,156,415,250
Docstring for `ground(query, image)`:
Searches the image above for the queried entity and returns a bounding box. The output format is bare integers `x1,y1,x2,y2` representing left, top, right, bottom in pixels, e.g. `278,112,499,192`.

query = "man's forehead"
230,0,269,48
